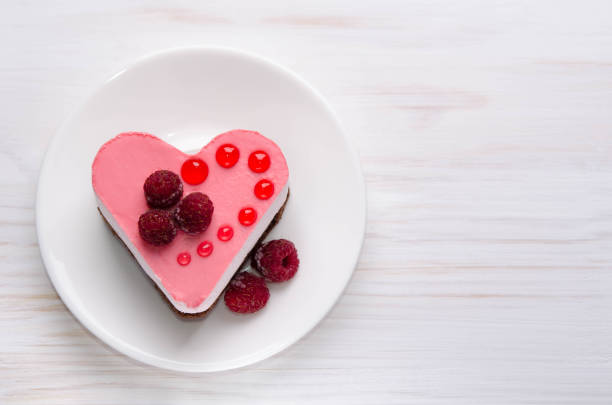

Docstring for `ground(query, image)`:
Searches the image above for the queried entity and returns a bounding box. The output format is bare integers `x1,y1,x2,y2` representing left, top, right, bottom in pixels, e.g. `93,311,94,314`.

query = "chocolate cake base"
98,190,289,319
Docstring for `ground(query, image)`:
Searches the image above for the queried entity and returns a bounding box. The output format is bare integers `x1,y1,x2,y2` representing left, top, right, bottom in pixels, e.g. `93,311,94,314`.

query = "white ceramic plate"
36,47,365,372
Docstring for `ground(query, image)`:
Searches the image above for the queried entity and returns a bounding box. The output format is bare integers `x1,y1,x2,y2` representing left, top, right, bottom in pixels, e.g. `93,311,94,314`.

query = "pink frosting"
92,130,289,308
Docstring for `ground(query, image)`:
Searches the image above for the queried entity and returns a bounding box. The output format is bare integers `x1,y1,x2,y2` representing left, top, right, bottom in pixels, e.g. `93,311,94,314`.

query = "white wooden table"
3,1,612,403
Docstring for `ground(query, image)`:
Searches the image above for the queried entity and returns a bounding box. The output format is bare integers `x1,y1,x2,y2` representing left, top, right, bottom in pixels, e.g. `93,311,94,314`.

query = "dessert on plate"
92,129,291,317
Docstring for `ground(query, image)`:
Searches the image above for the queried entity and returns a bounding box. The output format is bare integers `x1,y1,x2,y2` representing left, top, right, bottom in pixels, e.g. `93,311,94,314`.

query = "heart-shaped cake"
92,130,289,317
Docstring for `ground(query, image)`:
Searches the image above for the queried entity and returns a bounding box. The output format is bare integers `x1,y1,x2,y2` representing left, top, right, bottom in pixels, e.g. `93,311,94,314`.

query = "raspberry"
224,272,270,313
174,192,214,234
143,170,183,208
138,209,177,246
252,239,299,282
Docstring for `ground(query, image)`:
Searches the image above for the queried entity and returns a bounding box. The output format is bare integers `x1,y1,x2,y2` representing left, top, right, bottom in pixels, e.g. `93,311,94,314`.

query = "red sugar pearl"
177,252,191,266
248,150,270,173
238,207,257,226
254,179,274,200
197,241,214,257
217,225,234,242
216,144,240,168
181,158,208,185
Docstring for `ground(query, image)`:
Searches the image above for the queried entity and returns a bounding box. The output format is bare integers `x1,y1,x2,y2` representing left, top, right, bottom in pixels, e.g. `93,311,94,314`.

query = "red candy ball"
216,144,240,168
217,225,234,242
238,207,257,226
254,179,274,200
248,150,270,173
181,158,208,185
197,241,214,257
177,252,191,266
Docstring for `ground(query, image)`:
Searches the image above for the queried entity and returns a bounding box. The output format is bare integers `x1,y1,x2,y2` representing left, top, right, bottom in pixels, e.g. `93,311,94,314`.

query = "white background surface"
2,1,612,404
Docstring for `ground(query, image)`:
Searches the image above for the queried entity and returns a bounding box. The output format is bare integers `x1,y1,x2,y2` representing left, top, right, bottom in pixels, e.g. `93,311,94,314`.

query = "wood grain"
2,0,612,403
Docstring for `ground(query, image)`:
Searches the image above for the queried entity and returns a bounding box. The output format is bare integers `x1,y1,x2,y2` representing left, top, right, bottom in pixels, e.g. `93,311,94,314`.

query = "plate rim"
36,46,367,372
